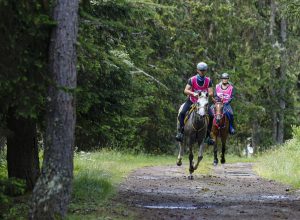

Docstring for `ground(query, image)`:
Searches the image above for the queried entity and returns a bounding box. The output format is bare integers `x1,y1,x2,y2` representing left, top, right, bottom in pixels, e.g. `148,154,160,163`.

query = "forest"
0,0,299,219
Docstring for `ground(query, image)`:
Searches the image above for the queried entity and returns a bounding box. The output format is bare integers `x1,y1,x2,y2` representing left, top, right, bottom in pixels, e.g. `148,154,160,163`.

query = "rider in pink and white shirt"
176,62,214,143
210,72,236,134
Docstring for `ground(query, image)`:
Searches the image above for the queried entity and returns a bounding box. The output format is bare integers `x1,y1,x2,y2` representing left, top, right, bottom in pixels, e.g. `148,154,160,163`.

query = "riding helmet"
197,62,208,71
220,72,229,79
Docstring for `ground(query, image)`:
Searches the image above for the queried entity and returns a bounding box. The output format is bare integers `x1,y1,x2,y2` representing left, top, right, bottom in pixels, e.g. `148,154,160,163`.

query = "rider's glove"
193,92,198,97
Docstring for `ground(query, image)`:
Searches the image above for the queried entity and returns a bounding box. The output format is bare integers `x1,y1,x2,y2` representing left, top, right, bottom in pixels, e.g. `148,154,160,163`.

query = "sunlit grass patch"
68,149,176,218
254,128,300,188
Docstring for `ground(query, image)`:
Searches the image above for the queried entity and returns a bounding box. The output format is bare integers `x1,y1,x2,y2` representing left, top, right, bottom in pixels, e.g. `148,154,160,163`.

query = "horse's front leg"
213,141,218,166
193,140,204,171
176,142,184,166
211,130,218,166
188,145,194,180
221,141,226,164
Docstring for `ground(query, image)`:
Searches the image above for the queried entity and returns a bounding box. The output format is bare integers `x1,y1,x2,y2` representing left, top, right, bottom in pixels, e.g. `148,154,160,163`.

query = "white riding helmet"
220,72,229,79
197,62,208,71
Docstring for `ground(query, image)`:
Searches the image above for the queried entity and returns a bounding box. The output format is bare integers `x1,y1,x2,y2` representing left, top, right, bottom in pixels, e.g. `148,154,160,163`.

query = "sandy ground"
115,162,300,220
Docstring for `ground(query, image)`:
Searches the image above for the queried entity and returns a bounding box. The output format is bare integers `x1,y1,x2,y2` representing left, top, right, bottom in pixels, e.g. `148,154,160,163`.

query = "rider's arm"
226,86,235,104
184,84,194,96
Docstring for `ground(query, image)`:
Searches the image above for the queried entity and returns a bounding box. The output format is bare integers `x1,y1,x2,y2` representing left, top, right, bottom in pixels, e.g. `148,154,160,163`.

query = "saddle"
184,104,196,124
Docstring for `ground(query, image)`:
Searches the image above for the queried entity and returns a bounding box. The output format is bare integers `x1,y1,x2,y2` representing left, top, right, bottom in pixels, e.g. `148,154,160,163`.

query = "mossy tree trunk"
29,0,79,219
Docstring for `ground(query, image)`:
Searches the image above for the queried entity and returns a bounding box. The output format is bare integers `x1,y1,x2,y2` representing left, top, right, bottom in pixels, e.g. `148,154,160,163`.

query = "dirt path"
116,163,300,219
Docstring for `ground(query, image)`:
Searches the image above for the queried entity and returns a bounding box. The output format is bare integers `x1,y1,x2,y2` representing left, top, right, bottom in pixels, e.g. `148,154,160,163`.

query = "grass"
69,149,246,219
67,148,259,219
1,129,299,219
68,149,176,219
254,137,300,189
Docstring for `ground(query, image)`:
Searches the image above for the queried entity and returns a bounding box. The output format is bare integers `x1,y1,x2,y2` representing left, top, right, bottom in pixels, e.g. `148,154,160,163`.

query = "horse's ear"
206,92,208,97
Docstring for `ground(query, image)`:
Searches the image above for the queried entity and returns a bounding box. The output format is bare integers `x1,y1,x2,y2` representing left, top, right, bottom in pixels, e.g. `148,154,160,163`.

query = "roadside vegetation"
254,126,300,188
0,147,256,219
1,127,299,219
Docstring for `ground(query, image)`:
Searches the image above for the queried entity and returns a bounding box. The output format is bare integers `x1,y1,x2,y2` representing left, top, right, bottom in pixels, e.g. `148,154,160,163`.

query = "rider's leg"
176,99,192,142
229,114,235,134
225,104,235,135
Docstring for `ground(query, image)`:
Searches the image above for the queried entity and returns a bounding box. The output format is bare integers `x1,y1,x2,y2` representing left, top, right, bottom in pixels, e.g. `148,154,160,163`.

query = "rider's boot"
229,124,236,135
175,127,184,142
229,116,236,135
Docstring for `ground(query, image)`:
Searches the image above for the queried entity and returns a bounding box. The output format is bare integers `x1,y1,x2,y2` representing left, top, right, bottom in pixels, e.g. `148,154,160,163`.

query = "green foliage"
292,125,300,141
56,0,300,152
0,0,299,154
75,0,180,152
0,177,27,220
0,178,26,197
0,1,53,121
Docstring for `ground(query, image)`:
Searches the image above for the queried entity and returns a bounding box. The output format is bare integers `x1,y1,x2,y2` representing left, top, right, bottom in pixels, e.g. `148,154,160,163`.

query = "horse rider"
211,72,236,135
176,62,214,143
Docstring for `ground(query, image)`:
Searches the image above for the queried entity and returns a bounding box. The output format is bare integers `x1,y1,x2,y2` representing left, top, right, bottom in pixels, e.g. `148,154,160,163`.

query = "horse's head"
214,100,224,124
195,91,209,117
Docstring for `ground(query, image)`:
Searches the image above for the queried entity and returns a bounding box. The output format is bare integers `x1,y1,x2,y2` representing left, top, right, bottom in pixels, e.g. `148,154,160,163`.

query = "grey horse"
176,91,209,180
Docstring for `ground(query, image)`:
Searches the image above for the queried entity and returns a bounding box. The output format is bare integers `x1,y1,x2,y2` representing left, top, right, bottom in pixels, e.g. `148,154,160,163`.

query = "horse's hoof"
213,159,218,166
176,159,182,166
221,158,226,164
188,175,194,180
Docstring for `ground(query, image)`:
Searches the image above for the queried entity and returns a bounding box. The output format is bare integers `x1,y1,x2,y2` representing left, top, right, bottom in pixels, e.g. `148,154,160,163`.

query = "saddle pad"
184,104,196,124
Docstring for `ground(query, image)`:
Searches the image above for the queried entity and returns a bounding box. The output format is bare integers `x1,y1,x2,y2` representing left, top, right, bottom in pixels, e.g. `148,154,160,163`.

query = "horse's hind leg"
188,147,194,180
177,142,184,166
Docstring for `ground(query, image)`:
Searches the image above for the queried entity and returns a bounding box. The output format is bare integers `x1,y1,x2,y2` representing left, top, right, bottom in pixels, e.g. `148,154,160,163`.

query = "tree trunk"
251,117,259,153
29,0,79,219
6,111,40,190
277,17,287,144
269,0,278,144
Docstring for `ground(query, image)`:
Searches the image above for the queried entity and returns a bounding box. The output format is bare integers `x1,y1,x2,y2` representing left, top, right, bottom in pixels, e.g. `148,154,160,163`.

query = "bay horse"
211,100,230,166
176,91,209,180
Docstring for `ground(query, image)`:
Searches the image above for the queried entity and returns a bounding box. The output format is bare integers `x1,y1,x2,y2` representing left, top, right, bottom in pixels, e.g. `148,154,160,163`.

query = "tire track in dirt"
116,163,300,219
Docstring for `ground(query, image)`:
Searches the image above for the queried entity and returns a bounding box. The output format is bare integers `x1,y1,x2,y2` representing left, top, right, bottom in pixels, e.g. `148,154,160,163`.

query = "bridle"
214,101,225,128
192,93,209,131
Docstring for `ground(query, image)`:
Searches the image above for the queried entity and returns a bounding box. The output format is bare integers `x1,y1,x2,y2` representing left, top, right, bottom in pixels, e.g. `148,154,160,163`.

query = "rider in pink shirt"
176,62,214,143
210,72,236,134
